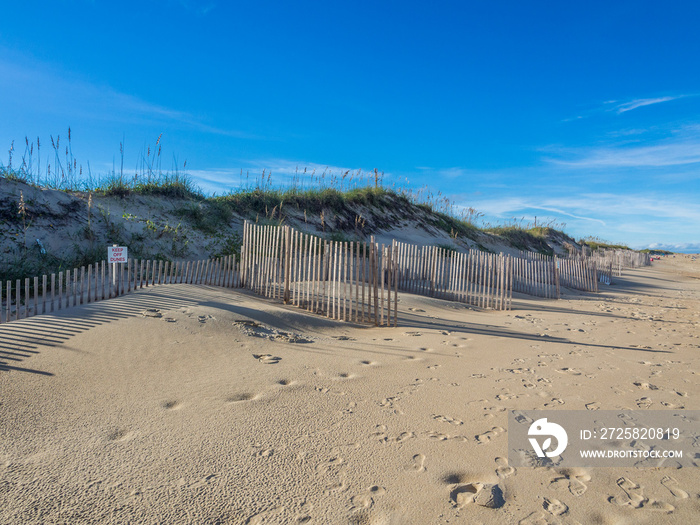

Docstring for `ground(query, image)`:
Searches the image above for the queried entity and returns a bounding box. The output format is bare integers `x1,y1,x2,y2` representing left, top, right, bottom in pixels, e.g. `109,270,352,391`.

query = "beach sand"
1,257,699,524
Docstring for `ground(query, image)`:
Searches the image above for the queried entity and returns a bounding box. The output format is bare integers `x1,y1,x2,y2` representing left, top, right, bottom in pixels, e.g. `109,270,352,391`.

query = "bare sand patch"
1,258,699,523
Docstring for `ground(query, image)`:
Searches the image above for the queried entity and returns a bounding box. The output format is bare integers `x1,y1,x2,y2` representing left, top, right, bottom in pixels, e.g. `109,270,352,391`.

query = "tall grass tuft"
0,129,202,199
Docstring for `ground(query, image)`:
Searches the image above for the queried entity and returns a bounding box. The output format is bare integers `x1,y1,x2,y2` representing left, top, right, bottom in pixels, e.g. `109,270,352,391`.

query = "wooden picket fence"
0,256,238,324
3,228,654,327
240,221,398,326
514,250,609,294
588,249,651,279
557,257,599,292
512,251,560,299
392,241,513,310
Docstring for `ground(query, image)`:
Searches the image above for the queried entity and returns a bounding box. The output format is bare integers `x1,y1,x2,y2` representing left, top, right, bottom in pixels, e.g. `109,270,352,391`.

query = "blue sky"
1,1,699,252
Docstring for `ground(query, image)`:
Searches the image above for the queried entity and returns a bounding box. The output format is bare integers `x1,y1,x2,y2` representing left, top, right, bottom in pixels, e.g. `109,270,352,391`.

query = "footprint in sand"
449,483,479,508
585,402,600,411
141,309,163,318
252,447,274,458
543,497,568,516
505,367,532,374
543,398,564,408
227,393,255,402
253,354,281,364
661,475,689,499
293,501,314,524
450,483,505,509
324,479,348,495
378,397,403,415
633,381,659,390
350,485,385,511
393,431,416,443
406,453,426,472
636,397,653,409
107,429,133,442
557,367,582,376
496,393,517,401
432,414,463,426
661,400,685,409
476,426,505,444
315,456,344,474
495,457,515,479
549,469,590,497
609,477,646,508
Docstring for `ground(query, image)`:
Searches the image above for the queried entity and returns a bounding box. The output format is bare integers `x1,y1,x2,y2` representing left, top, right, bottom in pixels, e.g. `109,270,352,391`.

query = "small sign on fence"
108,246,128,263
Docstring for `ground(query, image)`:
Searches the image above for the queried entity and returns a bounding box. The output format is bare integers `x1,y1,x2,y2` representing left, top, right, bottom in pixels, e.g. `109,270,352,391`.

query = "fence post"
284,225,291,304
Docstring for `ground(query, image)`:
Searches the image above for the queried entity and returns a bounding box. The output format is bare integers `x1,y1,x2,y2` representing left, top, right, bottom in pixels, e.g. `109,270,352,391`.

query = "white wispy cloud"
454,191,700,250
551,141,700,168
614,96,679,114
463,193,700,228
0,53,250,138
415,166,472,179
645,242,700,252
462,196,607,226
563,95,686,123
544,125,700,168
188,159,384,194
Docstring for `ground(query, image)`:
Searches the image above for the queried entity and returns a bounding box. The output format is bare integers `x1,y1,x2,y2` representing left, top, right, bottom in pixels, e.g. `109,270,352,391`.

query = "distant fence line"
0,229,654,326
583,249,651,278
0,256,238,324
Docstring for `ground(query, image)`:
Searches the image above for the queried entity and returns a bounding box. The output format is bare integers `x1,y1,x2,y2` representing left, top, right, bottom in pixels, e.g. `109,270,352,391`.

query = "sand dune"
1,257,699,524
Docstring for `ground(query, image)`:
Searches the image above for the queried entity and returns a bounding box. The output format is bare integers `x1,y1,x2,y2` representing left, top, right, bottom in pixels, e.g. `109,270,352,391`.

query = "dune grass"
1,129,585,267
578,236,630,251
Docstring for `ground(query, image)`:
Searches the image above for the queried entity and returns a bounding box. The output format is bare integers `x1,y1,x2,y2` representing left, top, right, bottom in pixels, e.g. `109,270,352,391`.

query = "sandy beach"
1,256,699,524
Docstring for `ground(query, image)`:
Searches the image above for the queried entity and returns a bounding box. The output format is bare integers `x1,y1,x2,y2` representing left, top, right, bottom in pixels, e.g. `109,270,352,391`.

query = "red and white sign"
108,246,128,263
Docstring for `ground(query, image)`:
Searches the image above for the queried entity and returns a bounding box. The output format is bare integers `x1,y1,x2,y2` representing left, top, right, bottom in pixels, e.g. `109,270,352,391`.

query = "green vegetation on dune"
640,248,673,255
1,129,645,286
579,236,630,251
211,186,393,217
482,225,555,256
